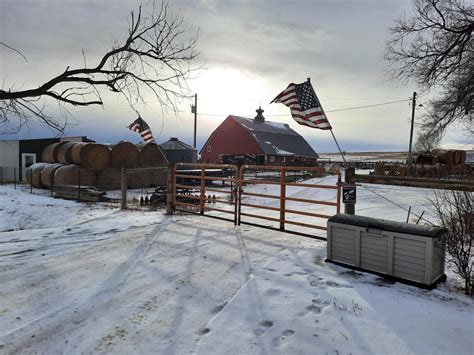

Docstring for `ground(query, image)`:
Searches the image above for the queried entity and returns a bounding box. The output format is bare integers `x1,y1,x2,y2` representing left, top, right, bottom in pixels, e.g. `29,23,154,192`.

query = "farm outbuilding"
160,137,198,166
200,107,319,164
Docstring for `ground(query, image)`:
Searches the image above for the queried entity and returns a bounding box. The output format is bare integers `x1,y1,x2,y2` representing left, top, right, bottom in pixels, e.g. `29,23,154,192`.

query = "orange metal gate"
172,163,239,224
237,165,341,240
171,163,341,240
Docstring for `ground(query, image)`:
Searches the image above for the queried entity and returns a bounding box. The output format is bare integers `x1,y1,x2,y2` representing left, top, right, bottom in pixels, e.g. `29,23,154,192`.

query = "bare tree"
385,0,473,137
0,0,198,133
414,128,442,152
430,189,473,296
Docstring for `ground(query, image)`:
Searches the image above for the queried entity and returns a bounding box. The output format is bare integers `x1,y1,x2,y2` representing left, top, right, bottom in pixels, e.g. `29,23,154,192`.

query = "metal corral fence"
169,163,342,240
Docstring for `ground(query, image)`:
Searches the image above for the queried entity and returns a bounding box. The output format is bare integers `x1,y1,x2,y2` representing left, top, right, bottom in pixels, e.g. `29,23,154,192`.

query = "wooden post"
166,165,174,215
77,170,81,201
233,166,239,226
344,167,355,215
407,91,417,176
336,173,341,214
237,166,243,226
200,165,205,215
193,93,198,148
280,168,286,230
121,167,127,210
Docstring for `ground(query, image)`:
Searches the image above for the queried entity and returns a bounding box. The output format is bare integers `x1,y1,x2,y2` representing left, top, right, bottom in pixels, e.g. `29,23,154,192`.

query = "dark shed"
159,138,198,166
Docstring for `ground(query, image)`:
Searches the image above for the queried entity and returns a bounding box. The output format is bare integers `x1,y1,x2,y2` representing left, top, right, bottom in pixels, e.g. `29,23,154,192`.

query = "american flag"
128,116,155,143
271,80,332,130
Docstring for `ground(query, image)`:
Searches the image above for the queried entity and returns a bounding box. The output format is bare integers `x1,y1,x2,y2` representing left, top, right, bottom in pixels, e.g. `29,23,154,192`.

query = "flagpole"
307,78,347,165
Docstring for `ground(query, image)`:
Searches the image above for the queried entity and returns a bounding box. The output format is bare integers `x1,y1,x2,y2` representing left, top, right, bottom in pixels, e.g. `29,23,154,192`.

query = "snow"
0,182,473,354
272,146,294,156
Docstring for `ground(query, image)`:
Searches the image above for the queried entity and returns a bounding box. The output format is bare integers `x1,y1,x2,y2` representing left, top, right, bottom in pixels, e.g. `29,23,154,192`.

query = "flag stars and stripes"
271,80,332,130
128,116,155,143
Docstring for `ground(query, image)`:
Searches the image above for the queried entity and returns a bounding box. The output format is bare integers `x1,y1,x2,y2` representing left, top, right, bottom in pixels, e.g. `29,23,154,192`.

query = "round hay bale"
137,142,168,167
42,142,66,163
57,142,77,164
454,150,466,165
127,169,146,189
54,164,96,187
96,167,122,190
26,163,49,188
110,142,140,168
40,163,63,188
71,143,111,170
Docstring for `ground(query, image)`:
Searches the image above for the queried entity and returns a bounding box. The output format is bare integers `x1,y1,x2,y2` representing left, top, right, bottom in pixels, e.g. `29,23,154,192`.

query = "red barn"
200,107,319,164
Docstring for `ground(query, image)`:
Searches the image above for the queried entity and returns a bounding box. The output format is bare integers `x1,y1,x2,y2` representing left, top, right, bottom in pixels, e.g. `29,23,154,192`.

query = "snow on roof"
230,115,318,158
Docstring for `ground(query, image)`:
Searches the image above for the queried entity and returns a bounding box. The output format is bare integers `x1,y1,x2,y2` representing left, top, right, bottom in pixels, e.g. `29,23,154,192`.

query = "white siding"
0,141,20,182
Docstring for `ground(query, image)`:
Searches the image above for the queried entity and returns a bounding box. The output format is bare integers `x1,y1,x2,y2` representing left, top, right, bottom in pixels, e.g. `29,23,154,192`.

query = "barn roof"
160,137,196,151
231,116,319,158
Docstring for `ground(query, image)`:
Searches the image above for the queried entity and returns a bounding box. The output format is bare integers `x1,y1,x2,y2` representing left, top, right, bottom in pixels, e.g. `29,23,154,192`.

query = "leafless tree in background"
0,0,198,133
430,189,473,296
385,0,473,139
414,129,442,152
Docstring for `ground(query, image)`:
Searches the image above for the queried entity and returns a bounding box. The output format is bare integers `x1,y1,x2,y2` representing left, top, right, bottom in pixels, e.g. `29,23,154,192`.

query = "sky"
0,0,471,152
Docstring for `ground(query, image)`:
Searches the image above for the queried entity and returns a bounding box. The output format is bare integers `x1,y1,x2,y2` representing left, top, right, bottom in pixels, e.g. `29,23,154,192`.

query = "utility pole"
407,91,417,176
192,93,198,148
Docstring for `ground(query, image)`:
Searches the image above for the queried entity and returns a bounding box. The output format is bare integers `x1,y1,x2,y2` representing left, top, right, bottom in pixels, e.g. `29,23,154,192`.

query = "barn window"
282,157,286,163
270,156,275,163
207,145,211,152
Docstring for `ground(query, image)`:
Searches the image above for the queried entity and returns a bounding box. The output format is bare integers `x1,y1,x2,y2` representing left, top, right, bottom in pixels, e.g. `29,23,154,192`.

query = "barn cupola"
254,106,265,123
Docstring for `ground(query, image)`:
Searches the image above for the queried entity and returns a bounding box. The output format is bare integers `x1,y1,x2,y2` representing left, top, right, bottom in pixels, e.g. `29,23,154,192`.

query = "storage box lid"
328,214,444,238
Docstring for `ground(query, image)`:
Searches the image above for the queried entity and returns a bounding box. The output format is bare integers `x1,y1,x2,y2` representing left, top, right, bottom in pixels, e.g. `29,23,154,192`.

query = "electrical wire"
197,98,411,117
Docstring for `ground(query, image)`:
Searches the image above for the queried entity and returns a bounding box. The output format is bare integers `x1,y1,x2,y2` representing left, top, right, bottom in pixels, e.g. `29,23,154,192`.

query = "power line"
198,98,411,118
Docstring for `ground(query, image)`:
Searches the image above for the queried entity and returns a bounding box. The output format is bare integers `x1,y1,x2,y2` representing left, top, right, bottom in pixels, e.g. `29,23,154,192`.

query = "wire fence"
0,167,19,188
24,166,169,210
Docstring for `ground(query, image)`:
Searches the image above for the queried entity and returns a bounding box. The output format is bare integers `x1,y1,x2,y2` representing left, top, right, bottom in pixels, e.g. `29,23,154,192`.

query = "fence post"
78,170,81,201
344,167,355,215
14,168,16,189
1,167,3,185
121,167,127,210
166,165,174,215
200,165,205,215
237,166,243,226
279,167,286,230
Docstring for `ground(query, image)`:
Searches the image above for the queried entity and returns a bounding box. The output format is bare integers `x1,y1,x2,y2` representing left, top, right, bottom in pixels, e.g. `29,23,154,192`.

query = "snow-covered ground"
0,182,472,354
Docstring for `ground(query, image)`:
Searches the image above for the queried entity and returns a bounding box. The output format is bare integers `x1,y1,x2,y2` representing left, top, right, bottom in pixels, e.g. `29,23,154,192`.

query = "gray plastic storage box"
327,214,446,288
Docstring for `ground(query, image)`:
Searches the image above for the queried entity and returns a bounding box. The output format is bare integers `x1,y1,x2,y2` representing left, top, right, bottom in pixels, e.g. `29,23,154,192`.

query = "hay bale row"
71,142,110,170
42,141,167,170
42,142,66,163
137,142,168,167
96,167,122,190
431,149,466,165
40,163,63,188
25,163,49,188
54,164,96,187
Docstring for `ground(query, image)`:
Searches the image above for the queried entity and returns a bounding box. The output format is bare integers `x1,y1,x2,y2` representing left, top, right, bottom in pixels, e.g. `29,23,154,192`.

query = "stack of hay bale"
26,141,168,191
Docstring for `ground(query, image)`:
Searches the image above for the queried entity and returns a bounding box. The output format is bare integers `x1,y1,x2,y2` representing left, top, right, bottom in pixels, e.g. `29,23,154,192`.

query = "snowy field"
0,179,473,354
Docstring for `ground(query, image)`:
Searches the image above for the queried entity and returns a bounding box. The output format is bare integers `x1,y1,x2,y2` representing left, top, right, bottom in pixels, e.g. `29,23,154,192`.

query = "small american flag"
128,116,155,143
271,80,332,130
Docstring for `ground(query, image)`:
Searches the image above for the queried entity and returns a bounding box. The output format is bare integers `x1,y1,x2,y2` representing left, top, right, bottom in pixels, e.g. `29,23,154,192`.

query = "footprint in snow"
197,327,211,336
264,288,281,297
253,320,274,336
271,329,295,347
